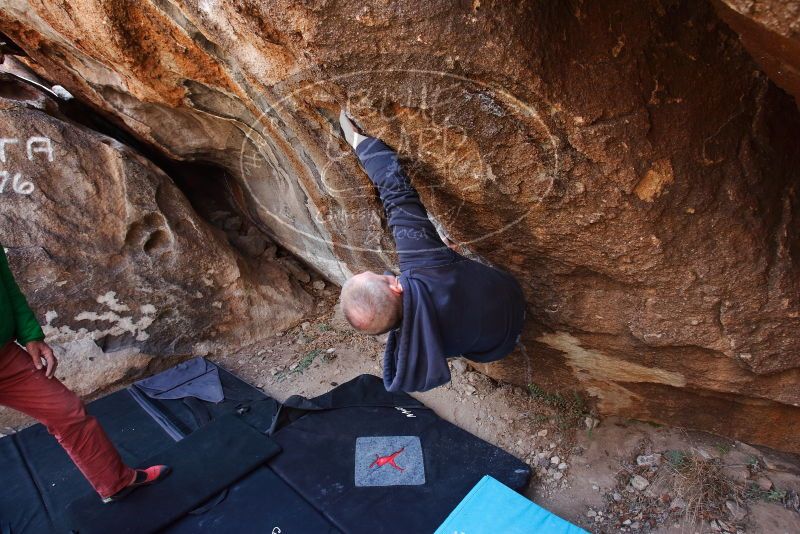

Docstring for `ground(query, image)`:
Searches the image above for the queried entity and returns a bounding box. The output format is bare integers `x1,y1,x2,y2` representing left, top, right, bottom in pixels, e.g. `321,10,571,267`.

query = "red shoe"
102,465,172,503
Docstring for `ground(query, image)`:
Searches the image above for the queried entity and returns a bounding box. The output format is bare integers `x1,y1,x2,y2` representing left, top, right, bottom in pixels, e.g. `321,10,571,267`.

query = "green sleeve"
0,247,44,344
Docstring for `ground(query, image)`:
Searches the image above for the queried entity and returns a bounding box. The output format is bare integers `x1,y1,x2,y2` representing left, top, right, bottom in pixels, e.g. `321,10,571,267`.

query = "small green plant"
716,444,731,456
274,349,324,382
746,483,786,503
765,489,787,502
527,383,588,429
293,349,322,374
527,383,565,407
317,323,331,332
666,449,687,468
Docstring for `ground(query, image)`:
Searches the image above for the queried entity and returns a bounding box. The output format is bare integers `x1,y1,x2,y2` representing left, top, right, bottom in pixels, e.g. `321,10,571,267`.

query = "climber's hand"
26,340,58,379
443,236,459,253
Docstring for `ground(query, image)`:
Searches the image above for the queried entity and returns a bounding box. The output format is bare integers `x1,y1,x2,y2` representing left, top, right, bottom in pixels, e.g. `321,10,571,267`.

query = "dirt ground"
212,287,800,534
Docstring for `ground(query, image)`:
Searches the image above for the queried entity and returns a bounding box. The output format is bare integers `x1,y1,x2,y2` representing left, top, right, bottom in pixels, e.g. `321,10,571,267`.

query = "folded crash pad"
133,364,279,438
63,414,281,534
268,374,531,534
136,357,224,403
434,475,588,534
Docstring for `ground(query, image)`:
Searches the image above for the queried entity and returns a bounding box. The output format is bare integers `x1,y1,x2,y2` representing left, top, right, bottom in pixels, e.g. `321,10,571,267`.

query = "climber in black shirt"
338,111,526,393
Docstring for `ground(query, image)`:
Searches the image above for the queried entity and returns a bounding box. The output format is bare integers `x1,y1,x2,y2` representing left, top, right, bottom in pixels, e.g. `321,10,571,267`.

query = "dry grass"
649,450,747,530
671,455,743,517
603,442,750,533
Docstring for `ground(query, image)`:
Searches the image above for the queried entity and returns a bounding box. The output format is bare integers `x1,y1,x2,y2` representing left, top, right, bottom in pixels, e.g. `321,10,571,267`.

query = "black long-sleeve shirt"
356,138,526,392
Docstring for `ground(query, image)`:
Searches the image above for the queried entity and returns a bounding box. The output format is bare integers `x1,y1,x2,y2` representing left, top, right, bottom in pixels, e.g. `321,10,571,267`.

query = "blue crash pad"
434,475,588,534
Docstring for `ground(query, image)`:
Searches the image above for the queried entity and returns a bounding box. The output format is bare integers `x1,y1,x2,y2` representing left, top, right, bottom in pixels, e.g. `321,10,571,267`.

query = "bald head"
341,272,403,335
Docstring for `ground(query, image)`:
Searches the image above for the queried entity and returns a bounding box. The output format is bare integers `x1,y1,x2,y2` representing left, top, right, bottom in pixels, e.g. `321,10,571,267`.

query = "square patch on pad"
355,436,425,487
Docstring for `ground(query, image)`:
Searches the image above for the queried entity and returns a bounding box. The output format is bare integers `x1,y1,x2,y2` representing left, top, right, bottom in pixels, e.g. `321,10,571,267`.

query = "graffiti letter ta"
27,137,54,162
0,138,18,163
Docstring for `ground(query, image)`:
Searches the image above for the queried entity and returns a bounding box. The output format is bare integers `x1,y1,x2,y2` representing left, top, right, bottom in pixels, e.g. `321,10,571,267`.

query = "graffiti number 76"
0,171,35,195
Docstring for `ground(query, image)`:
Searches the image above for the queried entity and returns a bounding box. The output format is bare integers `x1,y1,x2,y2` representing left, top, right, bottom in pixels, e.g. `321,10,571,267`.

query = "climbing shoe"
102,464,172,503
339,109,368,149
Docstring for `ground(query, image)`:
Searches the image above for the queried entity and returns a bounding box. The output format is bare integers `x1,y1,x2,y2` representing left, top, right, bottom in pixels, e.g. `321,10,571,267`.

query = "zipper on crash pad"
127,386,186,442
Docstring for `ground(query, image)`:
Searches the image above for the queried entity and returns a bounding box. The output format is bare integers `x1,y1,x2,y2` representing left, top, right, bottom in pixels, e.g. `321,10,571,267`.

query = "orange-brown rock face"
1,1,798,451
713,0,800,106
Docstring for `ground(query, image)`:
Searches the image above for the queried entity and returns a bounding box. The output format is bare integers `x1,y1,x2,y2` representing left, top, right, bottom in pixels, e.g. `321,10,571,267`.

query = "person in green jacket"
0,246,170,502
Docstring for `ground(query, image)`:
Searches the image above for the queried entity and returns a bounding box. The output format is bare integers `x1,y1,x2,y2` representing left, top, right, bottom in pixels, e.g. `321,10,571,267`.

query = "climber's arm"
355,138,454,269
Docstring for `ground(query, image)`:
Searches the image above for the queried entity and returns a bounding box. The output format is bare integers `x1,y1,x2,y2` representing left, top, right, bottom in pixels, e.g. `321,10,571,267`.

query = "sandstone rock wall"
713,0,800,106
0,0,798,451
0,76,312,419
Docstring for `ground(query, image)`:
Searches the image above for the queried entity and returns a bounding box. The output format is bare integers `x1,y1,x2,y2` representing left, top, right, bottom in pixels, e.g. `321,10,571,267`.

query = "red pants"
0,341,135,498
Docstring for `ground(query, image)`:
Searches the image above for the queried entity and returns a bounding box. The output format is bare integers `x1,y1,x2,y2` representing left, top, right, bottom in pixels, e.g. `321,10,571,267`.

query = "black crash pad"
63,414,281,534
268,374,530,534
165,465,341,534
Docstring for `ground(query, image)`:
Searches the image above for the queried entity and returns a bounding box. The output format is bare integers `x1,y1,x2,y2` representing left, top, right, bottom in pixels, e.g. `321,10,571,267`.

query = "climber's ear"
387,276,403,295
